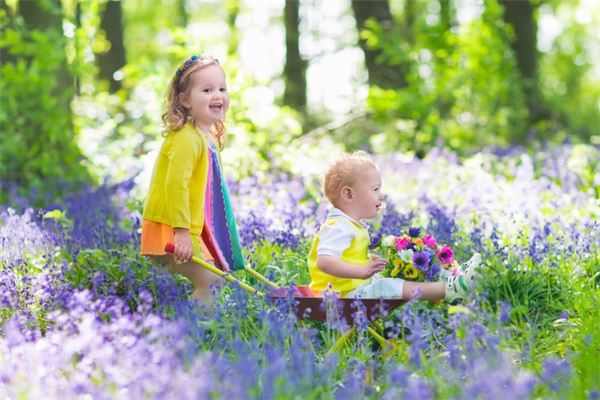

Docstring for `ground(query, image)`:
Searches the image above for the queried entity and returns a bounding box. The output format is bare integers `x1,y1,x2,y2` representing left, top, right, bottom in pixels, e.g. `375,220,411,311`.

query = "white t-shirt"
317,208,368,258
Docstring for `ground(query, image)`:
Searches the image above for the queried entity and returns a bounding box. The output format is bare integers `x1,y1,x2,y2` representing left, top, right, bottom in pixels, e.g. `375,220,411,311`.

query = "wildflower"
403,264,419,279
395,236,411,251
437,245,454,265
408,227,422,238
412,251,431,271
423,234,437,248
381,235,395,247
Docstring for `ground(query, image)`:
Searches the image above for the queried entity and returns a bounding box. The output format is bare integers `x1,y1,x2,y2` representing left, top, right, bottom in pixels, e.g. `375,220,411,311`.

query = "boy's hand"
173,228,193,263
361,256,387,279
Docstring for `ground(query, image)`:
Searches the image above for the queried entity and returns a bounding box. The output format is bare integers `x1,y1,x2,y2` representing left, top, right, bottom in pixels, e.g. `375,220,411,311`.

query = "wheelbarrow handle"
164,243,264,297
244,267,280,289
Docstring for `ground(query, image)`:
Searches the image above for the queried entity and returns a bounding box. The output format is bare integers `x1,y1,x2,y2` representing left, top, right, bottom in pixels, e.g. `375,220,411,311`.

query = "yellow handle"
165,242,265,296
189,255,264,297
244,267,280,289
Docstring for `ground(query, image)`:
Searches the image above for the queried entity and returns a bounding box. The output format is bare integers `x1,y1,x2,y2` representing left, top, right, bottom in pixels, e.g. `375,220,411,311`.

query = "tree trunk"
72,1,82,94
177,0,188,27
439,0,452,31
283,0,306,111
20,0,74,133
2,0,90,204
0,2,17,65
351,0,408,89
20,0,74,97
226,0,240,57
499,0,545,121
97,0,126,93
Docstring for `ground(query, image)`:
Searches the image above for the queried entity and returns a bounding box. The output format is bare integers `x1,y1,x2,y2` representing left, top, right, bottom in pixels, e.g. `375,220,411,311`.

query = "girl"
141,55,244,307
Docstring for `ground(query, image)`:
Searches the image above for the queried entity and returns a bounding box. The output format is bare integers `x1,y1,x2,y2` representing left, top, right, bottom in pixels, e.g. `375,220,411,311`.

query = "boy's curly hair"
322,151,377,207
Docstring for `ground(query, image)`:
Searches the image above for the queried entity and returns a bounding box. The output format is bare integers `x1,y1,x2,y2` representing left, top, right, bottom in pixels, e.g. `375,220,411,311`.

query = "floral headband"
175,55,219,78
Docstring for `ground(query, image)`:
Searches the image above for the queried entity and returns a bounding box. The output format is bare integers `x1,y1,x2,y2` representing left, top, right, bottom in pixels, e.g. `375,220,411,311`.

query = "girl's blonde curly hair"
161,56,226,150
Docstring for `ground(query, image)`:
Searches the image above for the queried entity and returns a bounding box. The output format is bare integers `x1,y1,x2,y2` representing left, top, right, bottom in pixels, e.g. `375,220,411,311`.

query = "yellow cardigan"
143,123,209,235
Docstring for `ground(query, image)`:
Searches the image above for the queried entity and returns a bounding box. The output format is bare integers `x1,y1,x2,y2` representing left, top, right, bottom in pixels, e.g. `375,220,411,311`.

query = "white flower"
381,235,395,247
398,249,414,263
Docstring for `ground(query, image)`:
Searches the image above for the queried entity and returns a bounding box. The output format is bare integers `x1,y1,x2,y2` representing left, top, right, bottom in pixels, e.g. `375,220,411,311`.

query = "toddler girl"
141,55,244,307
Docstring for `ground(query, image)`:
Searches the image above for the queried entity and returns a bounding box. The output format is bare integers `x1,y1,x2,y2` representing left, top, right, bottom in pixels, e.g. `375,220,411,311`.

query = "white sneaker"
444,275,469,304
462,252,482,283
444,253,482,304
438,267,454,282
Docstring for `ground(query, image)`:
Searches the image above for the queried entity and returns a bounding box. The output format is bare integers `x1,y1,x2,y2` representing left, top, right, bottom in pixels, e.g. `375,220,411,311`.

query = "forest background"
1,1,599,397
1,0,598,204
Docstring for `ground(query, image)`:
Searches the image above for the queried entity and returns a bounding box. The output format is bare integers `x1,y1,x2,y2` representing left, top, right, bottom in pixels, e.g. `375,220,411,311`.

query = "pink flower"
437,245,454,265
423,235,438,248
395,237,411,251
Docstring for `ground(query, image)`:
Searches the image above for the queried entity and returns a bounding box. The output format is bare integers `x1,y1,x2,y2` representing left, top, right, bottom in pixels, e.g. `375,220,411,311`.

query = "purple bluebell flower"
408,226,422,238
425,264,441,280
422,247,436,260
412,251,431,271
541,358,572,392
422,198,458,245
499,301,512,324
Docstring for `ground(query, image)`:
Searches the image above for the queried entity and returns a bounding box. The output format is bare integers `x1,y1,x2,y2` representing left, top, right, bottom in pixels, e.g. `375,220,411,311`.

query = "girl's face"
180,64,229,134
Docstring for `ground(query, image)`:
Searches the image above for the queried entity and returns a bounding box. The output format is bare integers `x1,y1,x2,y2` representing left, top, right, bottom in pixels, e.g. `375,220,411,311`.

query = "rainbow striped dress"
201,140,245,272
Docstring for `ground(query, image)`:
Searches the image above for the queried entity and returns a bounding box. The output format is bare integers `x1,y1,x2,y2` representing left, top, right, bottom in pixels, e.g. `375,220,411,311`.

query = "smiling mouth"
210,104,223,111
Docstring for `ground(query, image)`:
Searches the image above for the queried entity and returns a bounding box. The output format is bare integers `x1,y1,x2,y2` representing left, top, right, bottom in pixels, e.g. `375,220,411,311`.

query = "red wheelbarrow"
165,243,406,355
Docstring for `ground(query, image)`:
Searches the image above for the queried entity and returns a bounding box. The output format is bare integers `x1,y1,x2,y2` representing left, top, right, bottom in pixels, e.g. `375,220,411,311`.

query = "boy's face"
351,167,384,220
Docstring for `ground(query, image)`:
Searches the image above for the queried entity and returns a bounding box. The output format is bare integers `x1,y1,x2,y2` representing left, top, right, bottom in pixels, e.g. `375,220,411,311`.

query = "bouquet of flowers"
374,227,460,282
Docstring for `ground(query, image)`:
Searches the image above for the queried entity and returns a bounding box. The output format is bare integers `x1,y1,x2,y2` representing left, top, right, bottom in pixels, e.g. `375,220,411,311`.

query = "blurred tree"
176,0,188,27
351,0,409,89
537,2,600,141
226,0,240,57
20,0,74,106
96,0,126,93
0,0,91,205
283,0,306,112
73,1,82,94
498,0,548,122
359,0,529,155
439,0,452,31
0,2,16,65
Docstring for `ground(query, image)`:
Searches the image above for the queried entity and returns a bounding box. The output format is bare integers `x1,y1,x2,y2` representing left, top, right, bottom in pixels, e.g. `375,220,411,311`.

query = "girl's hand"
362,256,387,279
173,228,193,263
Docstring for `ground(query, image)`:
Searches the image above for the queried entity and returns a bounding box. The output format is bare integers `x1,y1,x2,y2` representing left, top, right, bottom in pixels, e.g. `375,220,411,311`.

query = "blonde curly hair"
322,152,377,207
161,56,226,150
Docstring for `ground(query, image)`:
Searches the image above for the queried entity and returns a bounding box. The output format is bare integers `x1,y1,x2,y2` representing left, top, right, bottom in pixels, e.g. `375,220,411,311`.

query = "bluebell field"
1,144,599,399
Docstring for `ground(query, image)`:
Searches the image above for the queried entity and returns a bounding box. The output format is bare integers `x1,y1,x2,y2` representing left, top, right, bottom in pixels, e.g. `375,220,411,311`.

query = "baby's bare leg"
157,255,223,307
402,281,445,302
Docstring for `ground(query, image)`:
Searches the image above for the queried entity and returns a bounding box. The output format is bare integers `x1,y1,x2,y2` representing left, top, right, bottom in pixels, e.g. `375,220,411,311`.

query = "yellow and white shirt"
308,208,371,295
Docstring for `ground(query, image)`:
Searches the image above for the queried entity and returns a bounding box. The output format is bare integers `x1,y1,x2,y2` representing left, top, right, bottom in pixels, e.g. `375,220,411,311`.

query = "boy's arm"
317,255,386,280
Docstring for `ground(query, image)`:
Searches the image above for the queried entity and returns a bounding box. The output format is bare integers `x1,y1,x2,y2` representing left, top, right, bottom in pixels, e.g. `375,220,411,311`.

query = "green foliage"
570,281,600,398
538,3,600,142
362,0,529,156
0,5,91,205
481,264,567,328
66,248,187,312
344,1,600,156
244,240,312,288
477,250,600,375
